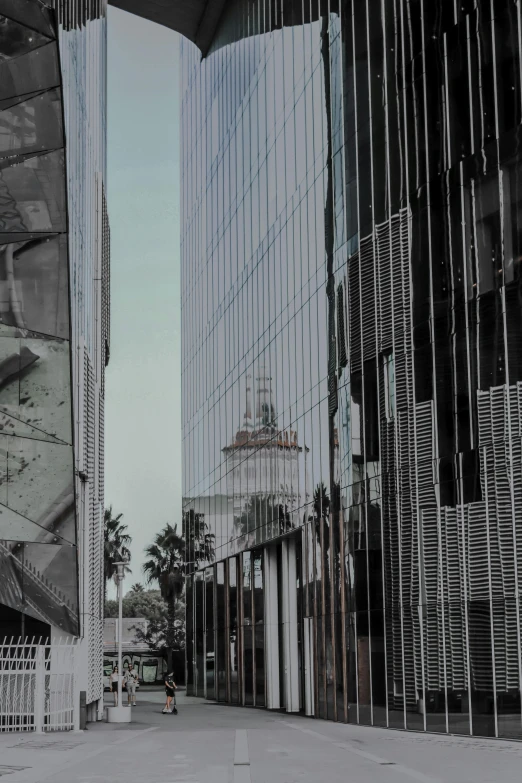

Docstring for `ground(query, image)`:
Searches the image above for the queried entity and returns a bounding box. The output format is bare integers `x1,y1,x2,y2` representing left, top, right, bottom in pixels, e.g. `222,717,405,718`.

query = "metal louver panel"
101,186,111,373
376,220,392,353
337,282,347,371
348,250,361,372
48,0,106,28
415,402,436,508
84,353,103,705
360,233,376,361
375,208,415,709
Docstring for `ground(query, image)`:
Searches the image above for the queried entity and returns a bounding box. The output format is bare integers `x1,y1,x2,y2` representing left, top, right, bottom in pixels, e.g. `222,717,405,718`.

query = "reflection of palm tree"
313,482,330,518
104,506,132,601
233,494,292,545
143,523,185,672
182,508,216,570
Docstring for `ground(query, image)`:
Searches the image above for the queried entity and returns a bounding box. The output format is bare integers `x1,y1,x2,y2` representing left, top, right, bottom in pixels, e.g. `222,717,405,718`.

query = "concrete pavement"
0,692,521,782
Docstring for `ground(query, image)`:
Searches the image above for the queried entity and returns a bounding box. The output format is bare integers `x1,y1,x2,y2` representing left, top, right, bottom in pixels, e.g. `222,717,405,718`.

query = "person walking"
124,664,139,706
163,672,177,714
110,666,120,706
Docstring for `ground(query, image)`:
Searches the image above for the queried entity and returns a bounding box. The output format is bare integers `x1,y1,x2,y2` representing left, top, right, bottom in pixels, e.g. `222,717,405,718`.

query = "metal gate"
0,638,79,733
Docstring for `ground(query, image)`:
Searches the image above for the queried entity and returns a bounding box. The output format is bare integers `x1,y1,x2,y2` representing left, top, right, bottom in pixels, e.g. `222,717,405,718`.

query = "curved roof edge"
108,0,227,55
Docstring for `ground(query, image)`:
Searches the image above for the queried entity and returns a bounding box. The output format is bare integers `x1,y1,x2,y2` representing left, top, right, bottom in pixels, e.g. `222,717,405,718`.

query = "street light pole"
107,561,131,723
116,561,124,708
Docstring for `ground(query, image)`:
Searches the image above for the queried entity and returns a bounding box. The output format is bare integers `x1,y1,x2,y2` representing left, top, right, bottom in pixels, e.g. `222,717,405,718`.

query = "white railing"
0,637,78,733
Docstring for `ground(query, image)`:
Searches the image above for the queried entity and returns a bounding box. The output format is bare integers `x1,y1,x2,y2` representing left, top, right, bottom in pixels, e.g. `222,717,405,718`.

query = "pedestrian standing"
124,664,139,706
163,672,177,714
110,665,120,706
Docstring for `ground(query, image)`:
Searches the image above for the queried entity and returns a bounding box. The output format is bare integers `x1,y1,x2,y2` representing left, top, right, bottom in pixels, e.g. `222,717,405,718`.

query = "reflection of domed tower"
223,368,309,520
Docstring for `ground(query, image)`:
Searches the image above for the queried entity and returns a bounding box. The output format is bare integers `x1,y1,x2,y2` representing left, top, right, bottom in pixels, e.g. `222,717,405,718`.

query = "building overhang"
108,0,228,55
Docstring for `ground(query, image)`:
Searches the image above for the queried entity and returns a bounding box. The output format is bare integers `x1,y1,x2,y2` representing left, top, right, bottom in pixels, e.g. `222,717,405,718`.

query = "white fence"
0,638,79,733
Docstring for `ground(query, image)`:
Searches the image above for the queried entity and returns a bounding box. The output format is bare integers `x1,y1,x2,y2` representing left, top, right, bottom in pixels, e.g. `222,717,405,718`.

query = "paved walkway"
1,692,522,782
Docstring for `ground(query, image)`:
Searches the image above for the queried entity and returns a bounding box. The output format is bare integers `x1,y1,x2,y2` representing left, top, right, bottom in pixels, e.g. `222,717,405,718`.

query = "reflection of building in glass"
223,368,309,550
0,1,109,724
181,0,522,739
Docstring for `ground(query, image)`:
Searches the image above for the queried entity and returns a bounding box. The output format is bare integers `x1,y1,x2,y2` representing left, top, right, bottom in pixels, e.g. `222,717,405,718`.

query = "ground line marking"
280,721,442,783
234,730,251,783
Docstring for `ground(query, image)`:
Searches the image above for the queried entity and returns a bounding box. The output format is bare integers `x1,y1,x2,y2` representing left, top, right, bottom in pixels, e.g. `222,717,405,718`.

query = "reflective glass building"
0,0,109,719
182,0,522,738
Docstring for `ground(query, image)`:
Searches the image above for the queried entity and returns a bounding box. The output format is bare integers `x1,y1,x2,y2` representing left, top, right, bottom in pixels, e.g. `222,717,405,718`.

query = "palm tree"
104,506,132,600
130,583,144,593
143,523,185,671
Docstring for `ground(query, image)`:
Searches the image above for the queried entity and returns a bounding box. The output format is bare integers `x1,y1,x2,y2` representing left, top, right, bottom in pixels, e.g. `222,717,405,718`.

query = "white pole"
117,573,123,708
34,645,45,733
106,562,131,723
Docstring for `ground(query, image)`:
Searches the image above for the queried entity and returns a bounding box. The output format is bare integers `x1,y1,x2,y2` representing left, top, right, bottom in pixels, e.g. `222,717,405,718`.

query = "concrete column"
303,617,315,716
263,547,280,710
281,539,300,713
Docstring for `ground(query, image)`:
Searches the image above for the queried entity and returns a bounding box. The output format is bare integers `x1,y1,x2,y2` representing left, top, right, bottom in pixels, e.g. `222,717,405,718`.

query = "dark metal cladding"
107,0,228,55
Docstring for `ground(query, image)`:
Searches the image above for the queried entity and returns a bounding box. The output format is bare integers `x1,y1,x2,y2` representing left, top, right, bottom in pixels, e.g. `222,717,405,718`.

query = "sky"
105,8,181,593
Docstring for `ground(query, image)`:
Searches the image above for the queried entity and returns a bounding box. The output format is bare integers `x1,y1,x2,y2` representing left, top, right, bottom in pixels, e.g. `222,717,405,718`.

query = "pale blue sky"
105,8,181,588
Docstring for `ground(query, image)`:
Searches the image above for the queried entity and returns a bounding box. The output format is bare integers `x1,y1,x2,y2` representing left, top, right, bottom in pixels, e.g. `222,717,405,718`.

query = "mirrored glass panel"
205,567,215,701
0,43,60,103
216,562,226,701
242,551,254,705
0,235,69,338
0,0,55,38
185,574,194,695
0,150,66,233
228,556,239,703
0,14,51,62
194,571,205,697
0,89,63,161
181,0,522,739
0,330,72,445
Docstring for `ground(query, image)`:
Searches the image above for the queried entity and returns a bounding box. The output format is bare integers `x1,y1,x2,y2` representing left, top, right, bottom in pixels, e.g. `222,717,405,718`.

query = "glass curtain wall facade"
0,0,109,718
182,0,522,738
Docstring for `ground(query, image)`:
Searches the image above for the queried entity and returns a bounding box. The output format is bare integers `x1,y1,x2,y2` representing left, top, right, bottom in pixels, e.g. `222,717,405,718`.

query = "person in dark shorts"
163,673,177,714
110,666,120,706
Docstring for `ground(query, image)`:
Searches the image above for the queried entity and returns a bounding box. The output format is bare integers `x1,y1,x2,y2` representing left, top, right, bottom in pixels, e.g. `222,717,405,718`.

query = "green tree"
104,506,132,600
105,589,167,620
143,524,185,671
132,598,186,654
